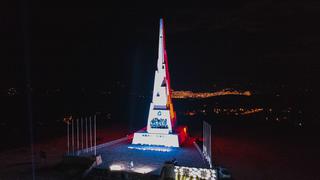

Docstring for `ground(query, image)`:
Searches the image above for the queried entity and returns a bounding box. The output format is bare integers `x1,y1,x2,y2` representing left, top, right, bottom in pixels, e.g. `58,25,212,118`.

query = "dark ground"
1,114,320,179
209,119,320,180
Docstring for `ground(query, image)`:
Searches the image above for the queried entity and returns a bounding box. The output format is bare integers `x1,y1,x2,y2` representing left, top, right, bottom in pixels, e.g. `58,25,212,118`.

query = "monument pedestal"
132,132,179,147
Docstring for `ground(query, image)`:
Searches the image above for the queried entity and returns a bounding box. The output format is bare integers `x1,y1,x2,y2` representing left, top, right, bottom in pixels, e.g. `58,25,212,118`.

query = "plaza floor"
80,138,210,175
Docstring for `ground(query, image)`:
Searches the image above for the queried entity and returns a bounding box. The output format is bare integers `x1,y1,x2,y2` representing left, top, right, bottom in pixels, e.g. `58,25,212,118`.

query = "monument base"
132,132,179,147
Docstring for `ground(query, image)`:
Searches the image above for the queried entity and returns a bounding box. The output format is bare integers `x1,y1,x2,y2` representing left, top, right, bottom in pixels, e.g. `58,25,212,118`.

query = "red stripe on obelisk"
162,19,171,96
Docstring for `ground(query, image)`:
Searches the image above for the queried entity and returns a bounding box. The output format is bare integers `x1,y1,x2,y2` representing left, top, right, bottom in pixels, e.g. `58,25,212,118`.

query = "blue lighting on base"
128,145,174,152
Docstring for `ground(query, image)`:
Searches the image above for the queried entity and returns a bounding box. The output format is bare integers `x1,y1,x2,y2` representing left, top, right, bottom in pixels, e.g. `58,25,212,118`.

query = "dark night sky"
2,4,320,92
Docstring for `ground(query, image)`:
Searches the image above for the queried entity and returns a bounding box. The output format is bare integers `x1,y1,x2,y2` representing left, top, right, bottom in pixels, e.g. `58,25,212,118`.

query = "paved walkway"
81,138,209,175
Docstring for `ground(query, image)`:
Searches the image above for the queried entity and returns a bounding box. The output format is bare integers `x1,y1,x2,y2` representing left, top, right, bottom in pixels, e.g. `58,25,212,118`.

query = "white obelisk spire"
132,18,179,147
157,19,164,70
152,18,169,108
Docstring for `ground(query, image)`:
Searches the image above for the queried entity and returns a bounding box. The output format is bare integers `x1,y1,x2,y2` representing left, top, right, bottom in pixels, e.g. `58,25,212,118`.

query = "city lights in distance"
172,89,252,99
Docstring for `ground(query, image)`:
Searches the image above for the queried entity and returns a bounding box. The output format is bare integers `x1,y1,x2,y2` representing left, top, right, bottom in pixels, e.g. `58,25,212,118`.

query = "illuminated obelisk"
132,18,179,147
